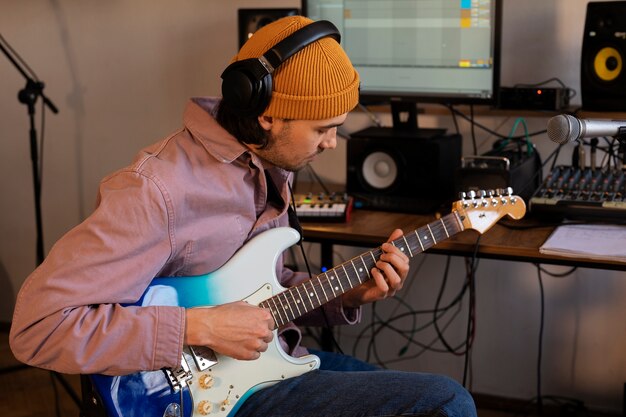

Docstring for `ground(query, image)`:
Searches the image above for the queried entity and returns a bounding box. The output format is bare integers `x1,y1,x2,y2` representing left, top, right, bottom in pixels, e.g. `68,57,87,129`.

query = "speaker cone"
361,151,398,190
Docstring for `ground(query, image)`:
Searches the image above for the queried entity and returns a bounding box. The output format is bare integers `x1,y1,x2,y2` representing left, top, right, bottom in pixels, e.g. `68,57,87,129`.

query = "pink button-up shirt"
10,97,359,375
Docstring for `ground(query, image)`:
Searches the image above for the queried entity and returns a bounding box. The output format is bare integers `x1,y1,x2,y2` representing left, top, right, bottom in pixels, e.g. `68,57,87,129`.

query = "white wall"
1,0,624,412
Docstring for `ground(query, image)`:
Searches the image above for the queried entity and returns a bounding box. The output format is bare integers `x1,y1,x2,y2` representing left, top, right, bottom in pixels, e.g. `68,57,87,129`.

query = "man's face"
250,113,347,172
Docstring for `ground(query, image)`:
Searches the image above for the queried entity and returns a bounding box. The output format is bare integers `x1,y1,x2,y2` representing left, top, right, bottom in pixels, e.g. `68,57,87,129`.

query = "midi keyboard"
292,192,353,222
529,165,626,222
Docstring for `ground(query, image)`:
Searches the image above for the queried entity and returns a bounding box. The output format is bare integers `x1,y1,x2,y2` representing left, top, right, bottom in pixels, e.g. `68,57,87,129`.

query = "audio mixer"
530,165,626,222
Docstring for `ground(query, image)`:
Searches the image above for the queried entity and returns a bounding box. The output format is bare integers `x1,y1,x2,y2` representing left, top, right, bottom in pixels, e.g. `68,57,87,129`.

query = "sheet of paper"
539,223,626,262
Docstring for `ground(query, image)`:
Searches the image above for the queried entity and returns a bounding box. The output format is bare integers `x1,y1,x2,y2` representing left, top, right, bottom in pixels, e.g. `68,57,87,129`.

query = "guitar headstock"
451,188,526,234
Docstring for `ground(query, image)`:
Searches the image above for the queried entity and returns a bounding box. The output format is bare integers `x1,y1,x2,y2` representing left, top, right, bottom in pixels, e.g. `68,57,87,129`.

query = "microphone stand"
0,38,58,264
1,37,82,410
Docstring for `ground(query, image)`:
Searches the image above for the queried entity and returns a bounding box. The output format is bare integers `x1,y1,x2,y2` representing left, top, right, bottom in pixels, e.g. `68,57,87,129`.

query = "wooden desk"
300,209,626,271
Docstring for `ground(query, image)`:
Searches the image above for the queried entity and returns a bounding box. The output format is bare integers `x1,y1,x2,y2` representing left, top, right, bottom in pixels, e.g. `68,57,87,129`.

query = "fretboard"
259,211,465,327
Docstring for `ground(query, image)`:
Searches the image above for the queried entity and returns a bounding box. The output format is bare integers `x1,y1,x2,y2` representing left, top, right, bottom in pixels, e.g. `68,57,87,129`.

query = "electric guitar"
90,189,526,417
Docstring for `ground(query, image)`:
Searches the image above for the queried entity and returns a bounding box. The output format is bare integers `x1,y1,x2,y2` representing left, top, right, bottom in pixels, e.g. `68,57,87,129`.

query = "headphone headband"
262,20,341,71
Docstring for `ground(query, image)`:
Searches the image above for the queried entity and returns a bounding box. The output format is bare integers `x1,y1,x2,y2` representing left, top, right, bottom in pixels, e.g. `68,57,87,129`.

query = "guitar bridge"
164,354,192,392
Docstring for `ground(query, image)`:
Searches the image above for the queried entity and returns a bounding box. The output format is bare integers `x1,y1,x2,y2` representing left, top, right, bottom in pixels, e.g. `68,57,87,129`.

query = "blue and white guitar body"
89,191,526,417
91,227,320,417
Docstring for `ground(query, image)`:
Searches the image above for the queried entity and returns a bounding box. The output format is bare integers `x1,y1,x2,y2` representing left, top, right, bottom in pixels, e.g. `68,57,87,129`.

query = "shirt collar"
184,96,292,190
184,97,248,164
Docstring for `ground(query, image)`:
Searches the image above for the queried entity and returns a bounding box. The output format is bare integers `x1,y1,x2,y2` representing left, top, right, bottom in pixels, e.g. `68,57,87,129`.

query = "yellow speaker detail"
593,46,622,81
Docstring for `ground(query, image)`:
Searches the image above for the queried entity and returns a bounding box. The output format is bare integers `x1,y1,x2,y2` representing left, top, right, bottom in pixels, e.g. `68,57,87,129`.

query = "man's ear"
257,115,274,131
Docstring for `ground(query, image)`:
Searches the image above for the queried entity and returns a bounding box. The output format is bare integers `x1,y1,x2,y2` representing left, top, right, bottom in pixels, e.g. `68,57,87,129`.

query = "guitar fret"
308,280,322,307
290,287,303,316
333,269,346,293
278,291,294,323
426,224,437,244
341,264,355,289
350,260,363,284
300,281,314,310
369,251,377,266
439,218,450,238
414,230,425,251
452,211,465,231
305,280,319,309
294,285,309,313
326,272,338,298
359,255,371,279
267,297,283,327
317,275,330,302
402,235,413,257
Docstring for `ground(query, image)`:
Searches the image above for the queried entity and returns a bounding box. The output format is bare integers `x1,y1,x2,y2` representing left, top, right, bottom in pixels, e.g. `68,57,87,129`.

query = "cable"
357,102,383,127
535,265,545,414
352,253,475,365
469,104,477,155
0,33,40,80
445,105,548,141
462,235,481,387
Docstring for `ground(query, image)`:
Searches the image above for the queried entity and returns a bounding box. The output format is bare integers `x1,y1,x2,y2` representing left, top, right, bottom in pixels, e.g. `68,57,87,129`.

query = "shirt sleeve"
9,170,185,375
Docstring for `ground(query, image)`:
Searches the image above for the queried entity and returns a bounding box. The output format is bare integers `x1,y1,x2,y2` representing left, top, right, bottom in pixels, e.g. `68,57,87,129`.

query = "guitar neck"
259,211,464,327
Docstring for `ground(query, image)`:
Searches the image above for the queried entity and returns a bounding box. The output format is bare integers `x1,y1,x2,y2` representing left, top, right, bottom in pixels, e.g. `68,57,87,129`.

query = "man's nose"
320,129,337,150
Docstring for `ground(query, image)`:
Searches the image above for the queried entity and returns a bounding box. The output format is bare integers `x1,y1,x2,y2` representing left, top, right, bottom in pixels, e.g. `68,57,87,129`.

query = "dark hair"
215,99,270,149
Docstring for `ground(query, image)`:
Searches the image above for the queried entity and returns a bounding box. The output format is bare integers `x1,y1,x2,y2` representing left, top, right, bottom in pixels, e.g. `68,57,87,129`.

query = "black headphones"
220,20,341,117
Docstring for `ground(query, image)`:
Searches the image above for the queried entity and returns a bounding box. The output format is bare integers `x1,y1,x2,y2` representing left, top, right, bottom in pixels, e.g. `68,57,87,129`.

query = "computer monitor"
303,0,502,131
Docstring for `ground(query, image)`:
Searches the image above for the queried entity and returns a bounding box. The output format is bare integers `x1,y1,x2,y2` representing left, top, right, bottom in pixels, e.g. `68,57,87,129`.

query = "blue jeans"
235,349,477,417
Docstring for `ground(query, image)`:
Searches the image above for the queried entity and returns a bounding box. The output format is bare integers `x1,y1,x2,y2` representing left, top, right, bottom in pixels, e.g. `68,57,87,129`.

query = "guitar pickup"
189,345,218,371
164,354,192,392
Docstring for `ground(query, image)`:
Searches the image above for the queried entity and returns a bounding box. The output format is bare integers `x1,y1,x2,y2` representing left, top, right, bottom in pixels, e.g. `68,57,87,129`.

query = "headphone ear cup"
221,59,273,117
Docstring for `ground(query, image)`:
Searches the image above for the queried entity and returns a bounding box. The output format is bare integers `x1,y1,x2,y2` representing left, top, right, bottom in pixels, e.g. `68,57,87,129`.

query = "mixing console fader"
530,166,626,221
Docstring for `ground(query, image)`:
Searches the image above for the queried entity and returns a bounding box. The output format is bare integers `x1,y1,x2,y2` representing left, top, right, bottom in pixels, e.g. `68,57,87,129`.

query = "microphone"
547,114,626,144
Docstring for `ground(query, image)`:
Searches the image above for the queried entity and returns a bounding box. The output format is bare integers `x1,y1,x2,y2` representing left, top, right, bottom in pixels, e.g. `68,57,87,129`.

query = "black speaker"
346,127,462,214
238,8,300,48
581,1,626,111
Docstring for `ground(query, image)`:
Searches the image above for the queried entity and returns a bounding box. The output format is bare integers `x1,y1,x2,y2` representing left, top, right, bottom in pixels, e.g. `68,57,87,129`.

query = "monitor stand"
390,99,447,139
353,100,447,140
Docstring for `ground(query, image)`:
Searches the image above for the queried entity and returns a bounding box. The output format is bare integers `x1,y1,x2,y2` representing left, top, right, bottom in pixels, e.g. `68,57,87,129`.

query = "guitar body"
91,227,320,417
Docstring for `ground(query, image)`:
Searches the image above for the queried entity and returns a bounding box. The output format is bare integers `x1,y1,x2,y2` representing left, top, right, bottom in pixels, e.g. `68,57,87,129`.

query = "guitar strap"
264,170,303,244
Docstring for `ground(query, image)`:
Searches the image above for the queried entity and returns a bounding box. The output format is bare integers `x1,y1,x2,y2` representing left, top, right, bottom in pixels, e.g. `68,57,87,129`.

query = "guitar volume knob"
197,400,213,415
199,373,214,389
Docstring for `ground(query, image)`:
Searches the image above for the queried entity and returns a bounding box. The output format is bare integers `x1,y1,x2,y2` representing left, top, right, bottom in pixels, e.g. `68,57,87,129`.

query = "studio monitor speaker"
581,1,626,111
346,127,462,214
238,8,299,48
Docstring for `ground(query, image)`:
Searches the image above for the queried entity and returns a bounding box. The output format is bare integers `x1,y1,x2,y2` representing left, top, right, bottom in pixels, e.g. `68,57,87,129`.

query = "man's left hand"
341,228,410,308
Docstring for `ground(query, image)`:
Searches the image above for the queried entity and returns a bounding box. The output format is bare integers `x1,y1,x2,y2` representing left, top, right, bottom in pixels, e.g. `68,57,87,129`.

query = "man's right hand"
184,301,275,360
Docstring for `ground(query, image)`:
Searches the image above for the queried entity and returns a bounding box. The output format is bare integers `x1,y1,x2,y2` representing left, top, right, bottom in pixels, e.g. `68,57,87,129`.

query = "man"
10,16,476,417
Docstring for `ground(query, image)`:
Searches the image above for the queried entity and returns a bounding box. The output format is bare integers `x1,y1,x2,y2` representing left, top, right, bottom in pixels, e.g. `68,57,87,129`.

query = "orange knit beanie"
231,16,360,120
